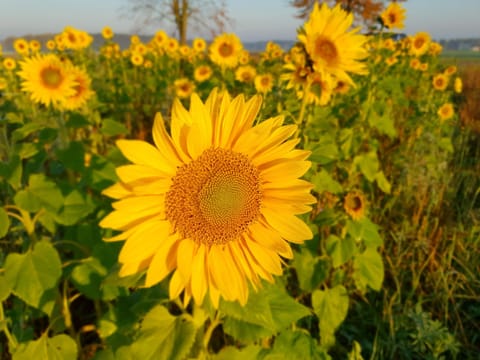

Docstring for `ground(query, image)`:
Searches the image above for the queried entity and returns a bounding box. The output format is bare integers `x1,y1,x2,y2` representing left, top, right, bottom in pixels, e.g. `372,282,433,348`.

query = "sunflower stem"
0,301,18,352
202,313,221,351
295,81,311,138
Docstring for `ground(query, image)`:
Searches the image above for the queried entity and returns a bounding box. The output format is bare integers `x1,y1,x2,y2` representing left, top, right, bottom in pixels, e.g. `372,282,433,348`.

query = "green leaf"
4,241,62,313
14,174,63,213
292,249,330,292
375,171,391,194
0,154,22,189
11,123,45,143
56,141,85,172
66,113,90,128
354,152,379,182
130,305,196,360
346,218,383,248
0,274,12,302
312,285,349,347
368,111,397,138
265,330,331,360
221,282,311,342
311,169,343,194
13,334,77,360
211,345,263,360
0,207,10,238
307,135,339,165
326,234,357,268
101,119,129,137
55,190,95,226
353,248,384,291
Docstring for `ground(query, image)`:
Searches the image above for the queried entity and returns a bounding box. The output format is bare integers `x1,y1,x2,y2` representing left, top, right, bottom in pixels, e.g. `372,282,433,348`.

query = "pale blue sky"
0,0,479,42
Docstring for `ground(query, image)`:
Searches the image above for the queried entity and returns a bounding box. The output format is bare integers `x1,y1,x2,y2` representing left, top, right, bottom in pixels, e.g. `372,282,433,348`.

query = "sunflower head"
380,2,406,30
409,32,431,57
209,33,243,69
174,78,195,98
344,190,367,220
432,73,449,91
102,26,114,40
235,65,256,83
438,103,454,121
297,3,368,86
100,89,314,307
254,73,274,94
194,65,213,82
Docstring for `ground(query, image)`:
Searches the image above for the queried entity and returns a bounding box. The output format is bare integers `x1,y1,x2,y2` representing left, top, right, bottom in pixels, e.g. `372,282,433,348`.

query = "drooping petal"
145,233,179,287
261,207,313,244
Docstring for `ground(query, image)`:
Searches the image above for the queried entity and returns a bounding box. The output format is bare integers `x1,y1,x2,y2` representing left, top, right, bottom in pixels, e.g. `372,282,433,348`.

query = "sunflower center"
314,36,338,65
414,38,425,49
388,13,397,24
219,42,234,57
165,148,262,246
347,195,362,211
40,66,63,89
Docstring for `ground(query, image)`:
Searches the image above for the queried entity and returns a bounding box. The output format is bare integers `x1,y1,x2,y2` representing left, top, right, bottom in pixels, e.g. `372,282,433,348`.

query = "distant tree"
290,0,406,28
121,0,231,44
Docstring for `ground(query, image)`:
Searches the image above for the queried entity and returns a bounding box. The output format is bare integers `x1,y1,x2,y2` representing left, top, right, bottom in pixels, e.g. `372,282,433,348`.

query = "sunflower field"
0,2,479,359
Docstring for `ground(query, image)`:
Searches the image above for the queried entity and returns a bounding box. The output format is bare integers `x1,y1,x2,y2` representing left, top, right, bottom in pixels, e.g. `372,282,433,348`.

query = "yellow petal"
171,100,193,162
169,270,185,300
176,238,196,283
119,255,153,277
99,207,159,231
261,160,311,183
261,207,313,244
102,182,132,199
119,219,171,263
233,115,284,154
144,233,179,287
116,139,174,174
187,93,212,158
190,244,208,304
115,164,170,183
251,139,300,167
244,235,283,275
152,112,184,170
112,194,164,211
248,222,294,259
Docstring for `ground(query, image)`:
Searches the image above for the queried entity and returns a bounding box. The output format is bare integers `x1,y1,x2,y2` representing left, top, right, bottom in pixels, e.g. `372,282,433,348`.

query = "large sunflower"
209,33,243,69
100,89,314,307
298,3,368,86
380,2,406,30
17,54,77,107
62,65,94,111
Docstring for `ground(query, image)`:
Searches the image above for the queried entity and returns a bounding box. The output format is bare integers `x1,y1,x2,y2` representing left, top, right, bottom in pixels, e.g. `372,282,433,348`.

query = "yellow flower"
432,73,448,91
209,33,243,69
409,58,420,70
194,65,213,82
380,2,406,29
301,72,335,106
429,42,443,56
444,65,457,76
102,26,114,40
409,32,431,57
29,40,41,53
254,73,274,94
344,190,366,220
0,77,7,91
17,54,77,107
166,38,179,54
46,40,56,51
62,66,94,111
235,65,257,83
385,56,398,66
174,78,195,98
100,89,314,307
437,103,454,121
238,50,250,65
454,77,462,93
153,30,168,48
298,3,368,86
14,38,29,55
192,38,207,53
130,53,144,66
3,58,16,71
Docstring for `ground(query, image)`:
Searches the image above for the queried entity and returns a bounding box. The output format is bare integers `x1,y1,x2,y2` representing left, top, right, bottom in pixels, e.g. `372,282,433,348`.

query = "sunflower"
3,58,16,71
46,40,56,51
437,103,454,121
17,54,77,107
209,33,243,69
298,3,368,86
194,65,213,83
444,65,457,76
454,77,462,93
0,77,7,91
254,73,274,94
235,65,257,83
409,32,431,57
174,78,195,98
102,26,114,40
344,190,366,220
130,53,144,66
238,50,250,65
100,89,314,307
432,73,448,91
299,72,335,106
29,40,41,53
192,38,207,53
380,2,406,30
62,66,94,111
14,38,29,55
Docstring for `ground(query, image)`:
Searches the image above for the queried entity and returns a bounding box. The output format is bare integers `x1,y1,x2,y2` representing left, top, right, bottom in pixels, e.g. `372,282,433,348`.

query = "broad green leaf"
0,207,10,238
55,190,95,226
353,248,384,291
346,218,383,248
265,330,331,360
101,119,129,137
0,154,22,189
325,234,357,268
375,171,391,194
339,128,353,157
439,137,454,153
71,257,108,300
14,174,63,214
292,249,330,292
311,169,343,194
13,334,77,360
307,135,339,165
56,141,85,172
211,345,263,360
66,113,90,128
312,285,349,347
368,111,397,138
130,305,196,360
13,142,40,159
4,241,62,313
0,274,11,302
354,152,379,182
11,123,45,143
221,282,311,342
